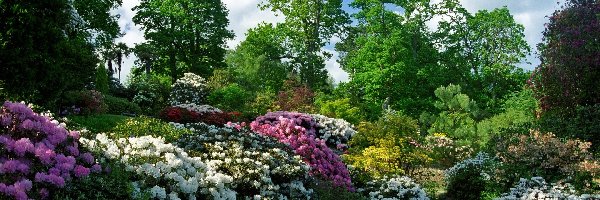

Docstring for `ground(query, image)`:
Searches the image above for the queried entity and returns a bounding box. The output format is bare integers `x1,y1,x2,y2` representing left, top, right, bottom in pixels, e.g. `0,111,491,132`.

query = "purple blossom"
38,188,49,199
91,164,102,173
73,165,90,178
80,153,95,165
34,173,65,188
13,138,34,157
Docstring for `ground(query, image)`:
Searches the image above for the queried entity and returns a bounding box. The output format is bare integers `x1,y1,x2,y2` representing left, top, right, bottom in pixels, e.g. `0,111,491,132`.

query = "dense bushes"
444,152,499,200
62,90,108,115
103,95,141,115
128,74,171,116
0,102,102,199
169,73,208,106
346,111,430,180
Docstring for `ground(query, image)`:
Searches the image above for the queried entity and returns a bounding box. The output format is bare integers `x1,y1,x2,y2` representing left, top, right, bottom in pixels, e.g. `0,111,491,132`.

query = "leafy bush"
158,105,238,126
111,116,191,143
310,179,366,200
346,111,430,179
173,122,313,199
494,130,596,190
275,78,315,113
0,102,103,199
207,83,251,112
425,84,486,149
316,97,363,125
445,152,499,200
496,177,600,200
51,161,134,199
424,133,474,169
360,175,430,200
67,114,131,134
310,114,357,152
128,74,171,116
169,72,208,106
103,94,141,115
537,105,600,153
251,113,354,190
62,90,108,115
80,133,236,199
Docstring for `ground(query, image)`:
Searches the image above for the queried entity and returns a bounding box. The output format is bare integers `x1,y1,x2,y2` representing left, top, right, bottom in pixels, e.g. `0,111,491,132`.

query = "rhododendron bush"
169,73,208,106
81,133,237,199
251,112,354,190
359,175,430,200
173,122,313,199
159,104,238,126
0,102,102,200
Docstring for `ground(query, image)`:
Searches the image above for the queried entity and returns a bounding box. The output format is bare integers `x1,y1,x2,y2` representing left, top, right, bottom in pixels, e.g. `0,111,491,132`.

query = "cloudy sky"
113,0,565,84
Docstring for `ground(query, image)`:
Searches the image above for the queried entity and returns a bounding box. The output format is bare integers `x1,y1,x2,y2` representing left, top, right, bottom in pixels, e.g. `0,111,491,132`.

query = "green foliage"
63,90,108,115
111,116,191,143
308,179,367,200
477,89,538,139
95,65,110,94
51,161,134,200
206,68,234,91
68,114,131,134
537,105,600,153
225,24,291,93
207,83,251,112
274,77,316,113
245,90,277,118
425,84,485,148
128,74,171,116
103,94,142,115
132,0,233,80
0,0,121,109
259,0,349,90
444,153,500,200
345,111,431,181
315,96,363,125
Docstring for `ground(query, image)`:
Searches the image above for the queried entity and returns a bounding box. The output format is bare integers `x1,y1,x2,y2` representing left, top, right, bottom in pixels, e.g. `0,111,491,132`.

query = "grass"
68,114,132,133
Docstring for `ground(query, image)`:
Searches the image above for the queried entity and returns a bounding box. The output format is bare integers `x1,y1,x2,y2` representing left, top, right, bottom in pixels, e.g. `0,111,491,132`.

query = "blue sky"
113,0,566,84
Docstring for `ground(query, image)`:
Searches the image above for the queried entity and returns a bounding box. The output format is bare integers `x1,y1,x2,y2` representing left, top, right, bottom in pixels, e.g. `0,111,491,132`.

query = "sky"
113,0,566,84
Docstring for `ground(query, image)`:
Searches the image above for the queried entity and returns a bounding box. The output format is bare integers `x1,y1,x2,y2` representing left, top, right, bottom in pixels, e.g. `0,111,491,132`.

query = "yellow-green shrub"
345,111,431,182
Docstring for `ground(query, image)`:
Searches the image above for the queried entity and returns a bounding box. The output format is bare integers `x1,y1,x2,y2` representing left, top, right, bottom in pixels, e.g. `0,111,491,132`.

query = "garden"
1,0,600,199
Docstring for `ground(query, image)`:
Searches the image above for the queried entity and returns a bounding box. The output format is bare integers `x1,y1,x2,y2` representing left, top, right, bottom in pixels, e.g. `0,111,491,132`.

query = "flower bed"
0,102,101,200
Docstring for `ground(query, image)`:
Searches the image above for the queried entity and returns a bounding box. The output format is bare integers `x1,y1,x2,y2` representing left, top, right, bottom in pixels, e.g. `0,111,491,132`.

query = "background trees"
133,0,233,82
0,0,122,109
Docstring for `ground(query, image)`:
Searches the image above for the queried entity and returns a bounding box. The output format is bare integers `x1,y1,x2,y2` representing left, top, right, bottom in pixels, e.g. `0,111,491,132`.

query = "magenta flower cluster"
251,112,354,191
0,101,101,200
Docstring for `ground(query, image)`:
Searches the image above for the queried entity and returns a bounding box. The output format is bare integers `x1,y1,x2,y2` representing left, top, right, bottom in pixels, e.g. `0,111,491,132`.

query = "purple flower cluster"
0,101,101,200
251,112,354,191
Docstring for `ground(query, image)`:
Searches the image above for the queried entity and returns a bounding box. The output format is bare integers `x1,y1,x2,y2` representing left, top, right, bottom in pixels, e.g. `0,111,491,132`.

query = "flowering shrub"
311,114,357,152
173,122,313,199
345,111,430,181
424,133,474,168
275,78,315,113
169,73,208,106
0,101,102,200
359,175,430,200
496,177,600,200
251,115,354,191
159,106,236,126
80,133,236,199
129,74,171,115
175,103,222,114
445,152,499,200
63,90,108,115
494,130,595,186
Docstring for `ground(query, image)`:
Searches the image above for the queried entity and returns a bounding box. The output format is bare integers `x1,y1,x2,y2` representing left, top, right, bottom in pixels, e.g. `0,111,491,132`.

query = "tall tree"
133,0,233,82
260,0,350,90
336,0,440,119
226,23,291,93
0,0,121,108
433,1,530,113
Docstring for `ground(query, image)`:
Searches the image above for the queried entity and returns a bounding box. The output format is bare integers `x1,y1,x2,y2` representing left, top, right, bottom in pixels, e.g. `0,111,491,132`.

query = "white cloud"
323,49,350,83
222,0,284,49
